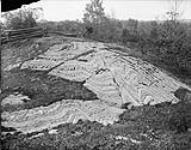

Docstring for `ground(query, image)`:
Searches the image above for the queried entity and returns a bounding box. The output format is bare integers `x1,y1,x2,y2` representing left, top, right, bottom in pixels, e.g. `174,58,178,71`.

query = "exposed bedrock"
2,100,124,134
2,40,191,134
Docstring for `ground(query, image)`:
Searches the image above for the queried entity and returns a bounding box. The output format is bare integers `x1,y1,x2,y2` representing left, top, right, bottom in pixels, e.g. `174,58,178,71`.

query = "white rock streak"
1,94,31,106
49,60,95,82
21,59,63,71
2,100,124,133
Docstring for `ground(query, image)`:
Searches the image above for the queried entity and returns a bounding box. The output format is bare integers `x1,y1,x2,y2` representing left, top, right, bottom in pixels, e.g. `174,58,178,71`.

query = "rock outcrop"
1,93,30,106
2,40,191,134
2,100,124,133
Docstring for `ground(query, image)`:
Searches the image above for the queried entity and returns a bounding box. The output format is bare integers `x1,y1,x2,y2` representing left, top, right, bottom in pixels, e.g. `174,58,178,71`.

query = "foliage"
2,6,42,30
142,20,191,76
83,0,106,24
83,0,109,40
121,19,139,43
87,18,123,42
38,20,84,37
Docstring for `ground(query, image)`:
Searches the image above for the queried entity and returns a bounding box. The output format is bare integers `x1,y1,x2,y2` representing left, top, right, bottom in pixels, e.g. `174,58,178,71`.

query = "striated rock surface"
1,94,31,106
2,40,191,135
2,100,124,133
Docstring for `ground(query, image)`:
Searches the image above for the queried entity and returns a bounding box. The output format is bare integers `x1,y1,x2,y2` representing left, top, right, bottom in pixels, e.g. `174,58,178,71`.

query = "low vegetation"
1,6,42,30
2,101,191,150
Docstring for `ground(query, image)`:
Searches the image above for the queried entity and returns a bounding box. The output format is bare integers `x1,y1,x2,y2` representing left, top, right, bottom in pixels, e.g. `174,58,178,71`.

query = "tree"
166,0,183,21
149,21,159,45
2,6,43,29
83,0,106,24
161,0,184,46
121,19,139,44
83,0,107,39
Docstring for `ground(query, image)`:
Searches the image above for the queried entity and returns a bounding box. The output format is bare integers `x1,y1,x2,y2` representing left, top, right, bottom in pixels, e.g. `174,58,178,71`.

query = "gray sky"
7,0,191,21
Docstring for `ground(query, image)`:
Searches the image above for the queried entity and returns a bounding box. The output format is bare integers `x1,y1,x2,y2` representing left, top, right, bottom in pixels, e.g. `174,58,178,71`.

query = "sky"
3,0,191,21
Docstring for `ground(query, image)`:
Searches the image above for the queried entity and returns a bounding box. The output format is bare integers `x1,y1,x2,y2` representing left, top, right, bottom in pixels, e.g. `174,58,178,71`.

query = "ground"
2,102,191,150
1,36,191,150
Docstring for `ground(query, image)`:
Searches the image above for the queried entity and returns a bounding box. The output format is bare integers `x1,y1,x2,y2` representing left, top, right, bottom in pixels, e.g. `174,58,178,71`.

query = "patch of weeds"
1,69,98,112
174,87,191,102
168,102,191,133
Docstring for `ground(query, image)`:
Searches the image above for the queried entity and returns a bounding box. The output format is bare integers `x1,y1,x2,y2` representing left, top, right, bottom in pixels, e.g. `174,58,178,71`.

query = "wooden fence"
1,26,82,44
1,26,47,44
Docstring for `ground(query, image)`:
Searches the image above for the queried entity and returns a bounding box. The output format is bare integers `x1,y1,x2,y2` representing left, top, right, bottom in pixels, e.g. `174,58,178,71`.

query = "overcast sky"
8,0,191,21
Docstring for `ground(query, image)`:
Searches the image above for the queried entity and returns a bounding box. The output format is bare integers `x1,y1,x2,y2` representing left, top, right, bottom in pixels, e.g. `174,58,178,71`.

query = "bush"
168,102,191,133
85,18,122,43
2,6,42,30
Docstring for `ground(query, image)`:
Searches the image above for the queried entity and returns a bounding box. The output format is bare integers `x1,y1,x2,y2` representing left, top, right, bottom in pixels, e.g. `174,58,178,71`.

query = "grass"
2,101,191,150
1,68,97,112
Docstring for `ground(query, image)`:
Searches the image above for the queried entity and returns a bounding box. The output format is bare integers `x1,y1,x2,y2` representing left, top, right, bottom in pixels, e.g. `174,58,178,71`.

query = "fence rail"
1,26,47,44
1,26,82,44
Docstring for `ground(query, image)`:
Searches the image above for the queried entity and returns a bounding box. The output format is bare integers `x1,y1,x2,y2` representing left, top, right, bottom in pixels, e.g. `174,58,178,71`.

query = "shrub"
168,102,191,133
2,6,42,30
